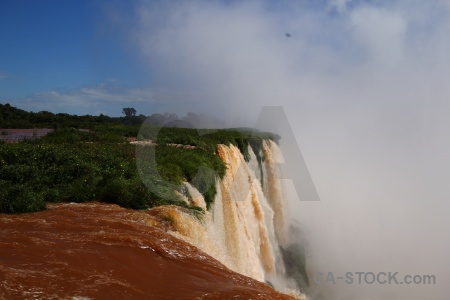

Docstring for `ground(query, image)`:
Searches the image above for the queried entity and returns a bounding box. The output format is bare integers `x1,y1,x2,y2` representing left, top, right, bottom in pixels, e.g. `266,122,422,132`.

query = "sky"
0,0,150,116
2,1,450,299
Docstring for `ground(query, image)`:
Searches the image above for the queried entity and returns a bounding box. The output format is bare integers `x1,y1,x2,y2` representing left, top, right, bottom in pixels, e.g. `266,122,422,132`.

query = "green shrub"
100,177,154,209
156,199,205,220
0,183,46,213
0,124,278,214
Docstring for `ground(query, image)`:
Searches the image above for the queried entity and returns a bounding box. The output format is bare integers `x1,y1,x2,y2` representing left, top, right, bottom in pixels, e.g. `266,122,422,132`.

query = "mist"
113,1,450,298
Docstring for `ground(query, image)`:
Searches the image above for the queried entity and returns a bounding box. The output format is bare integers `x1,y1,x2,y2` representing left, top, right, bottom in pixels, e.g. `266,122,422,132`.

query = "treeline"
0,103,225,130
0,128,275,214
145,112,225,128
0,103,145,129
0,129,222,214
0,103,279,215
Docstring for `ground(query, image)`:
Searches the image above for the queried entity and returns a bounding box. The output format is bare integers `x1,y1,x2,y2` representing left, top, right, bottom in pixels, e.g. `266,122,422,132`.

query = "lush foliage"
137,145,226,209
0,142,150,212
0,103,278,214
139,125,280,162
0,103,145,129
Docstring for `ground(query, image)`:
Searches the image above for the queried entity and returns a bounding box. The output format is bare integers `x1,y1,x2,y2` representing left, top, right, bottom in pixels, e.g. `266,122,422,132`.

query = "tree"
122,108,137,117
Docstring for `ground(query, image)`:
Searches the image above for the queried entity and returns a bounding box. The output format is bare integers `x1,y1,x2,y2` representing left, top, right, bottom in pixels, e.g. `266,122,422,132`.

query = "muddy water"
0,202,295,300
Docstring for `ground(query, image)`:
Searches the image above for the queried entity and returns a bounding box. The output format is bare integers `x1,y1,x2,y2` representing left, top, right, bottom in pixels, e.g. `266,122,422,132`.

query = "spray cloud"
110,1,450,298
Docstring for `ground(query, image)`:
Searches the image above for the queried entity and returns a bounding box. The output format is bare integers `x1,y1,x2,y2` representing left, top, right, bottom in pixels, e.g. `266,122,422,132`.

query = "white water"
154,141,305,298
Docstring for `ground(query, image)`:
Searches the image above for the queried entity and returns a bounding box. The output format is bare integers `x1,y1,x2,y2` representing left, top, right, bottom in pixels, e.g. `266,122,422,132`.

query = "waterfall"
151,140,306,298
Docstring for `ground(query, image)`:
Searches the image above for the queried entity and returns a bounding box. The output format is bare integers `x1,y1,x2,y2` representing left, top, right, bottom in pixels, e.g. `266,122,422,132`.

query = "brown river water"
0,202,295,300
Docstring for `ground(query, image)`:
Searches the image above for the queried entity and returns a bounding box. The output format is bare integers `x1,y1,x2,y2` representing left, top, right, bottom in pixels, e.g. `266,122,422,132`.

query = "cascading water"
156,140,307,298
0,139,308,299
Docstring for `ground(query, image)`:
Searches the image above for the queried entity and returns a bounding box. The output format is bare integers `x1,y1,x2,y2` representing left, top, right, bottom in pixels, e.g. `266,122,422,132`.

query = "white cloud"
329,0,352,13
31,84,176,107
350,6,406,64
8,84,191,116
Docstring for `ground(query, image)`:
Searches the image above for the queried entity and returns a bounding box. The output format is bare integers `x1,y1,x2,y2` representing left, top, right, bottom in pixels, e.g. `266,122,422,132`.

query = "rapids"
0,202,295,300
0,140,307,299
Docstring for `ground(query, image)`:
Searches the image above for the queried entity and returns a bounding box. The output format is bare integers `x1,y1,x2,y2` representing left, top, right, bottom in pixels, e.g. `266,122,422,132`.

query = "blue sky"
0,0,148,116
1,0,450,119
0,0,371,117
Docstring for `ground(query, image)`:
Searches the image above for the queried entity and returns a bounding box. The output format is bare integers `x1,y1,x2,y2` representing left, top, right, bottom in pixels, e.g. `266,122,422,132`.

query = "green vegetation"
137,145,226,209
0,142,150,213
0,103,279,214
0,103,145,129
280,243,310,291
140,125,279,161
